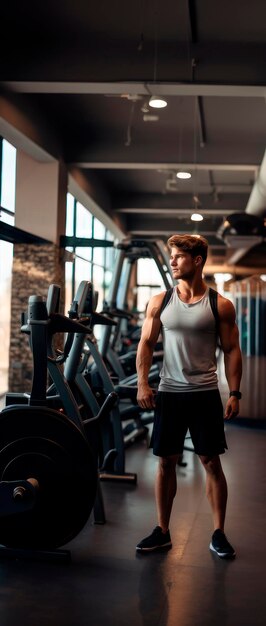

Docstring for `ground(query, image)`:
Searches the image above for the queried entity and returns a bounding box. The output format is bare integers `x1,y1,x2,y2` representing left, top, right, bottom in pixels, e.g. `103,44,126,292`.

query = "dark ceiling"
1,0,266,274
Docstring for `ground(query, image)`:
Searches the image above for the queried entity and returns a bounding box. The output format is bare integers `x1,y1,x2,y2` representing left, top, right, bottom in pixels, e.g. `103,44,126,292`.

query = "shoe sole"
209,542,236,559
136,541,172,552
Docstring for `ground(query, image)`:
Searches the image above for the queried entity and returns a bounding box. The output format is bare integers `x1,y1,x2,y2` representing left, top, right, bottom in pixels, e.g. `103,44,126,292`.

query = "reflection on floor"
0,420,265,626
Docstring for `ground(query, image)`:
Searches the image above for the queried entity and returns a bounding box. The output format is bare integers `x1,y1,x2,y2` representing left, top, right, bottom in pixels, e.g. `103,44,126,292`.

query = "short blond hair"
167,234,208,266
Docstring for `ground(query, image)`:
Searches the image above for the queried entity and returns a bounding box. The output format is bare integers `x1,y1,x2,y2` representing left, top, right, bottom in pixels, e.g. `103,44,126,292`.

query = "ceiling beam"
72,162,258,172
3,81,266,99
205,264,266,276
130,230,221,236
116,208,243,215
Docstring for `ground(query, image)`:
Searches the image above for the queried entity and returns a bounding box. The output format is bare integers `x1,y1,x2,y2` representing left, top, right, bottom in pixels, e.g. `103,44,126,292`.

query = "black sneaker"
209,529,236,559
136,526,172,552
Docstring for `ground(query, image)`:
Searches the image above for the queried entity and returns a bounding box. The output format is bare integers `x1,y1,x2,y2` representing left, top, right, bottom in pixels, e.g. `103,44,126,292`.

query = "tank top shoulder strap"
160,287,174,314
208,287,219,329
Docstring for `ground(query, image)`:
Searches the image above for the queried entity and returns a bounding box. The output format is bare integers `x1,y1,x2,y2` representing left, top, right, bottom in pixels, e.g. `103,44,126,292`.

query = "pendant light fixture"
190,98,203,222
176,170,191,180
191,212,203,221
148,5,167,110
176,102,191,180
149,95,167,109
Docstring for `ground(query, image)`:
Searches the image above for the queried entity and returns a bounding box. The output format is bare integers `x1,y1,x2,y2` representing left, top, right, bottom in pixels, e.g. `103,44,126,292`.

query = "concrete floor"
0,418,265,626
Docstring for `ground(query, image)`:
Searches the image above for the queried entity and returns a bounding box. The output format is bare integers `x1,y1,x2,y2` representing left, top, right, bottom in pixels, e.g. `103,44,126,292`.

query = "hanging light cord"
193,96,199,205
153,0,159,83
125,101,136,147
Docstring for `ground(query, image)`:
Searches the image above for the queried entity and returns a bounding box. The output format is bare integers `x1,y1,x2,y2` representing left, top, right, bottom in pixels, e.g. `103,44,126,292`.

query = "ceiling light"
143,114,159,122
191,213,203,221
176,171,191,180
214,273,233,282
149,95,167,109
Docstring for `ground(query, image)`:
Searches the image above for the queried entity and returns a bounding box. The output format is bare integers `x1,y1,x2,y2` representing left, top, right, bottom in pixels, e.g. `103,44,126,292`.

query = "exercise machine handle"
83,391,118,426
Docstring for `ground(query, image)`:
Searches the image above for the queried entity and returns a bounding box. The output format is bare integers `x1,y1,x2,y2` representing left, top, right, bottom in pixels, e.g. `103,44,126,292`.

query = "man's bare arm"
136,292,165,409
218,296,242,419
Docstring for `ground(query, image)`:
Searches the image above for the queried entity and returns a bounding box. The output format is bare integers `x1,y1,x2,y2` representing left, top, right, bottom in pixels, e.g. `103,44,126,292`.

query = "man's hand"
224,396,240,420
137,384,156,410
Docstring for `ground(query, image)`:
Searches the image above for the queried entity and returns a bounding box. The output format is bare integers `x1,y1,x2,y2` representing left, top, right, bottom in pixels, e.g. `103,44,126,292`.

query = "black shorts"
150,389,227,457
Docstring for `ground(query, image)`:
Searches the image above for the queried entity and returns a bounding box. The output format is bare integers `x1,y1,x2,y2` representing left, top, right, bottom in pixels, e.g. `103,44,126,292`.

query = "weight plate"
0,406,98,550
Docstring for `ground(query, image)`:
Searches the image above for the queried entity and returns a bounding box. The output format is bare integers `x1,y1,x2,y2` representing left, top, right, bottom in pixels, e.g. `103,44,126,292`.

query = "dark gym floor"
0,418,265,626
0,355,266,626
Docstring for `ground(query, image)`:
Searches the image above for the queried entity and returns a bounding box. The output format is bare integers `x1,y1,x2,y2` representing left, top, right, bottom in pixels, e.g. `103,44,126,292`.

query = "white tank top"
159,287,218,392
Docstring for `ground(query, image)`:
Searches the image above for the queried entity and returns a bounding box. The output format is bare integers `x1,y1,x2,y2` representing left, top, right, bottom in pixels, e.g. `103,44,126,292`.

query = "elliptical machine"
0,285,116,560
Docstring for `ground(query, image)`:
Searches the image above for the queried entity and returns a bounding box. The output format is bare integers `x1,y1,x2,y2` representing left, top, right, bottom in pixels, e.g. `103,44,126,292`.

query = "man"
136,234,242,559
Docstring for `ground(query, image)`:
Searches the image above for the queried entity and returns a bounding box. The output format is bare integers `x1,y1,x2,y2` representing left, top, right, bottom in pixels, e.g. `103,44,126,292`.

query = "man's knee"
158,455,179,473
199,454,222,476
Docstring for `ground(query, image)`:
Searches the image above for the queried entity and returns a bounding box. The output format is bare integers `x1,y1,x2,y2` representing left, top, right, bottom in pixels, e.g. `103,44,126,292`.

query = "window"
136,258,165,312
0,138,16,225
0,139,16,394
76,202,92,238
65,193,75,237
64,193,116,323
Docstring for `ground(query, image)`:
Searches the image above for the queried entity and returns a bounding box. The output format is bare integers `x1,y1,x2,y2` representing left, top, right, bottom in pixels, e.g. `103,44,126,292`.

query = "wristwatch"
229,390,242,399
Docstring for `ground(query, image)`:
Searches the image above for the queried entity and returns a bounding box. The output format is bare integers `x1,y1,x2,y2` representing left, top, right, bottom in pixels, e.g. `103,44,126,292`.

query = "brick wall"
8,243,65,393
